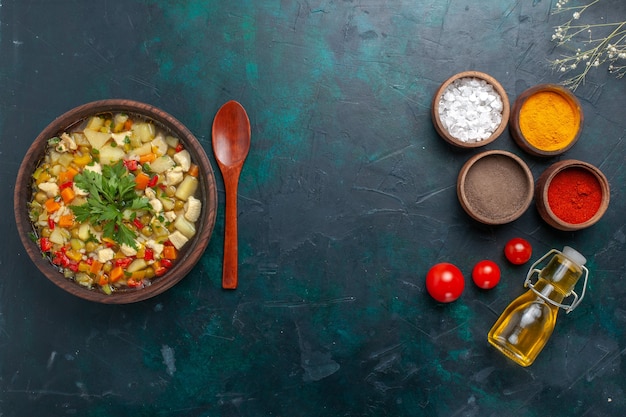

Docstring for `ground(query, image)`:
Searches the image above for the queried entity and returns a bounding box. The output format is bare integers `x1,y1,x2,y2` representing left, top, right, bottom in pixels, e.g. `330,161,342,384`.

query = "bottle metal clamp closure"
523,248,589,314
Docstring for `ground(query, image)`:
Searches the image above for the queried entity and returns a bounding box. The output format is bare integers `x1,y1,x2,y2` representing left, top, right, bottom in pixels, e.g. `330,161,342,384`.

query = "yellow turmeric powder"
518,91,580,152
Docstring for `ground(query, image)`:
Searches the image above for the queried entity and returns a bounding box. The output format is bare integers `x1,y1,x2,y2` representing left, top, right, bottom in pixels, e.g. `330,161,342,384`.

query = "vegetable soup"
28,112,202,294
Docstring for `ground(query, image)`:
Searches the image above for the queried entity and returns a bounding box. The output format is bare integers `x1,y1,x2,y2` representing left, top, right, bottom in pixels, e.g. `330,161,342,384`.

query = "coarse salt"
438,77,503,143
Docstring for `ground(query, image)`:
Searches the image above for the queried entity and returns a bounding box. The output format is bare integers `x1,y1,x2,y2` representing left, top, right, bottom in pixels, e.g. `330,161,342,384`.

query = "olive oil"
488,247,588,367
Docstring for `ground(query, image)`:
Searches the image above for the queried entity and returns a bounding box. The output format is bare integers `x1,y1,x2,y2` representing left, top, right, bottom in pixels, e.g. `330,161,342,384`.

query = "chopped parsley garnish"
70,161,151,249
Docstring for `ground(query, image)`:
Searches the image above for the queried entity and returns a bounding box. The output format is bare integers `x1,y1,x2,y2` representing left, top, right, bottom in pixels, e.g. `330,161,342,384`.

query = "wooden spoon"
212,100,251,289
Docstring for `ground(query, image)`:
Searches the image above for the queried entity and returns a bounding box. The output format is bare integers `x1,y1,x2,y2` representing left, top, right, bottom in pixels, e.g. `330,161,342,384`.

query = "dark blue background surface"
1,1,625,416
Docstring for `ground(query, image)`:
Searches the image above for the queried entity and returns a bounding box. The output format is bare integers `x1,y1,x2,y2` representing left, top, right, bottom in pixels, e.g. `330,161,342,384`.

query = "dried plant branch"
551,0,626,90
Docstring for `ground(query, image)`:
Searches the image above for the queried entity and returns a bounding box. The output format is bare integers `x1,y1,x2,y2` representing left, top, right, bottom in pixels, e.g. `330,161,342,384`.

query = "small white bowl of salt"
432,71,510,148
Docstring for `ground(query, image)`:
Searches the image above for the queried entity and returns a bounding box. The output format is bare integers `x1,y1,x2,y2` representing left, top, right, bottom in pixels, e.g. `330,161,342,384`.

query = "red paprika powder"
547,167,602,224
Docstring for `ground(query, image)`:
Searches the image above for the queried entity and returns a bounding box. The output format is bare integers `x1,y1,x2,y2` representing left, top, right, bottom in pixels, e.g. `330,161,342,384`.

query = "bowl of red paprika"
14,99,218,303
535,160,610,231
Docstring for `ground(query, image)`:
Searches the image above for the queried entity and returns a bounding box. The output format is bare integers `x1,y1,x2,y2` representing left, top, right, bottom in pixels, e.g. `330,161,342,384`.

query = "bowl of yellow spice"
509,84,583,157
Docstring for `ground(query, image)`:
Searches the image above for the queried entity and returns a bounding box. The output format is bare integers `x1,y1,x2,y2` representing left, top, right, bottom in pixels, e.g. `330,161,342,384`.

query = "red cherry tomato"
472,260,501,289
504,237,532,265
425,263,465,303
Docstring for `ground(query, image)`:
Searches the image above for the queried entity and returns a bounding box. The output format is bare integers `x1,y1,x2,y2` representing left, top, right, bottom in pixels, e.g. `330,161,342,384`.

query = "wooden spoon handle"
222,171,240,289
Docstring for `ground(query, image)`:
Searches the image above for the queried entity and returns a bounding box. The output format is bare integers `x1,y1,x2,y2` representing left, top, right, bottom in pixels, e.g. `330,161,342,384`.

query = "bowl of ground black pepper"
510,84,583,157
457,150,534,225
535,160,610,231
432,71,510,148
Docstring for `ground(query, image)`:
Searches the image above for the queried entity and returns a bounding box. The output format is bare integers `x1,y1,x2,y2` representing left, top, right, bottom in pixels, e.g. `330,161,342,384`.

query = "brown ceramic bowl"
432,71,510,148
457,150,534,225
14,99,218,303
510,84,583,157
535,160,610,231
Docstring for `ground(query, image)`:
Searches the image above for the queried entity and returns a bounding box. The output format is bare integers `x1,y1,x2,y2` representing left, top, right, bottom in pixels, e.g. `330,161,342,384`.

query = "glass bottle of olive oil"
488,246,589,367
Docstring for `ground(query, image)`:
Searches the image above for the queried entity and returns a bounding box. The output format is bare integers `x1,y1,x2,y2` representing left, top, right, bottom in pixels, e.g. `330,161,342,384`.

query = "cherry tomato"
472,260,501,289
425,263,465,303
504,237,532,265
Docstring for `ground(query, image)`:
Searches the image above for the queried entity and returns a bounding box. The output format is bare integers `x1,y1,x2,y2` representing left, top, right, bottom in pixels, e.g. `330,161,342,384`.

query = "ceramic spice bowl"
510,84,583,157
432,71,510,148
457,150,534,225
535,160,610,231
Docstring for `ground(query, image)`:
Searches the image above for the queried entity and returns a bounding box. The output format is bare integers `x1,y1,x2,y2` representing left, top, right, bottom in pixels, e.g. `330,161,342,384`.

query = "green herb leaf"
70,161,152,249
